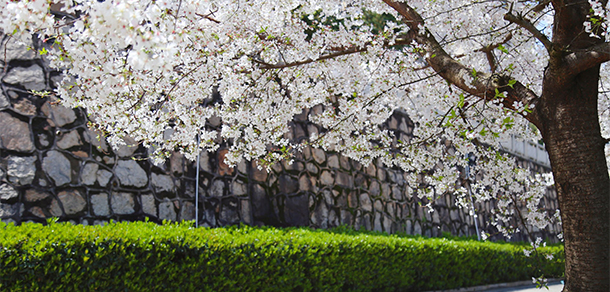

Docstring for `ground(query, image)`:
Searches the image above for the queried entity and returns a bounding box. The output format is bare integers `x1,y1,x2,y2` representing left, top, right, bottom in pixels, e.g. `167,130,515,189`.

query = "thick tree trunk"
540,65,610,291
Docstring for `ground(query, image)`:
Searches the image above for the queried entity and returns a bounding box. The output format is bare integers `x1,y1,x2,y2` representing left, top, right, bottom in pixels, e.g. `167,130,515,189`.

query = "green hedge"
0,220,564,292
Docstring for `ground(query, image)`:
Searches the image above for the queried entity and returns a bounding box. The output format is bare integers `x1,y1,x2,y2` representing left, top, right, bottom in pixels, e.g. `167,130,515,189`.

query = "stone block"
240,199,251,224
57,130,82,149
7,156,37,185
141,194,157,216
96,169,113,187
43,150,72,186
159,200,176,221
58,190,86,215
210,180,225,197
0,36,37,60
0,203,20,217
0,112,35,152
0,184,18,201
327,155,339,168
232,181,247,196
91,193,110,216
2,65,45,90
115,160,148,188
25,189,50,202
41,101,77,127
312,148,326,164
360,193,372,212
320,170,334,185
13,99,37,116
279,174,298,194
111,192,135,215
152,173,175,194
180,201,195,221
80,162,98,185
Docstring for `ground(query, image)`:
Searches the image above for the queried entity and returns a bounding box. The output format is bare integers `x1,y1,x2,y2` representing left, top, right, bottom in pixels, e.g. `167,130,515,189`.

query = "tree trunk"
540,65,610,291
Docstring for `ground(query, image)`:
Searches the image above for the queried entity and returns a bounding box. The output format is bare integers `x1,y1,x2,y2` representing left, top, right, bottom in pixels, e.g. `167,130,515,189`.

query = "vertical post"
195,134,200,228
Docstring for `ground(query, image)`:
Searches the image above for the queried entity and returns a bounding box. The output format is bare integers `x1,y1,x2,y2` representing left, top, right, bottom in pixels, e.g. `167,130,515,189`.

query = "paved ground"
484,282,563,292
425,280,564,292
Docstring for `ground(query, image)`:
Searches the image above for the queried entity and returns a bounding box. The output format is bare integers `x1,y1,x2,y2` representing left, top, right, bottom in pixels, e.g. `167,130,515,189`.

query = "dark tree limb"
504,12,553,52
382,0,543,131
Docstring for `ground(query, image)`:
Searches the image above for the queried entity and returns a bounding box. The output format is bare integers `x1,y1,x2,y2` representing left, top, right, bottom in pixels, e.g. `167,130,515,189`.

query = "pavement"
425,279,564,292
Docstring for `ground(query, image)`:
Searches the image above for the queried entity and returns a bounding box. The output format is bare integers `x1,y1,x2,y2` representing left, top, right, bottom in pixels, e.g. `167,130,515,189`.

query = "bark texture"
383,0,610,290
540,65,610,291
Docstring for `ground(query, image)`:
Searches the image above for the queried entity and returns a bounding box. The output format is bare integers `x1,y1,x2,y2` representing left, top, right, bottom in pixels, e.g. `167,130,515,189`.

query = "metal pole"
465,155,481,241
195,134,200,228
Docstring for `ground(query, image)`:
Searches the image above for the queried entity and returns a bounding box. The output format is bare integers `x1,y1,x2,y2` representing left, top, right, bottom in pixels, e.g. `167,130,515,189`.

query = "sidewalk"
425,279,563,292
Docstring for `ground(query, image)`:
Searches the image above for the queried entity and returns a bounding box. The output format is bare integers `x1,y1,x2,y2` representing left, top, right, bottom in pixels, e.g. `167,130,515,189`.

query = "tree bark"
539,64,610,291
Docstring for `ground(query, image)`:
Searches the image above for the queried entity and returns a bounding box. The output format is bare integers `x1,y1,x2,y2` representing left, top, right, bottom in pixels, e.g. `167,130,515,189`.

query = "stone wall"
0,34,561,242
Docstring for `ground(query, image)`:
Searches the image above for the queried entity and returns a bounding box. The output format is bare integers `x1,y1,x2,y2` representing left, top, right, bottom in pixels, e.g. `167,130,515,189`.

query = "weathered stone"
111,192,135,215
169,152,184,175
369,181,380,196
141,194,157,216
237,159,247,174
360,193,372,212
25,189,50,202
232,181,247,196
381,183,391,199
84,129,109,152
0,37,37,60
339,156,351,170
72,151,88,158
218,149,234,176
323,189,334,207
306,162,318,174
219,198,239,224
29,206,45,218
210,180,225,197
198,150,212,173
365,163,376,177
251,184,273,221
49,198,63,217
91,193,109,216
58,190,86,215
114,136,139,158
312,148,326,164
7,156,37,185
159,200,177,221
327,155,339,168
320,170,334,185
43,150,72,186
299,175,311,192
279,175,298,194
41,102,77,127
0,203,20,217
377,168,386,181
335,172,353,188
312,201,328,228
115,160,148,188
2,65,45,90
57,130,82,149
180,201,195,221
0,112,35,152
13,99,37,116
152,173,175,194
373,213,382,232
80,163,98,185
0,92,8,108
240,200,252,224
413,221,422,235
252,161,268,182
96,169,113,187
0,184,18,200
391,186,403,200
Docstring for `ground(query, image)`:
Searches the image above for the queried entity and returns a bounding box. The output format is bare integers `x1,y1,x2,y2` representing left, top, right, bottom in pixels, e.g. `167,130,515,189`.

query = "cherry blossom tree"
1,0,608,290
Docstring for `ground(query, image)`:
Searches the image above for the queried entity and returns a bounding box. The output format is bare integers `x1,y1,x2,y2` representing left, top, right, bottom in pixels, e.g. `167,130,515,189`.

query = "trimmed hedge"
0,221,563,292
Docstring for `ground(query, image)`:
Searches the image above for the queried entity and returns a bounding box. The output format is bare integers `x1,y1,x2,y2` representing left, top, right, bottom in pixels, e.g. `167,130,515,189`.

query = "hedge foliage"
0,220,564,292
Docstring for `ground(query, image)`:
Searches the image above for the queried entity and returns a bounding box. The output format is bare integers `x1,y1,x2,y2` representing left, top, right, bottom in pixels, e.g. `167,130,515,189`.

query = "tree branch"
564,42,610,77
475,33,513,73
255,36,412,70
504,12,552,52
382,0,543,131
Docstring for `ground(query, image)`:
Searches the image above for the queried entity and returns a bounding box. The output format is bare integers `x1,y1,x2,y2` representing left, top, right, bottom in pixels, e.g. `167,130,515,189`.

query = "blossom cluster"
2,0,606,242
